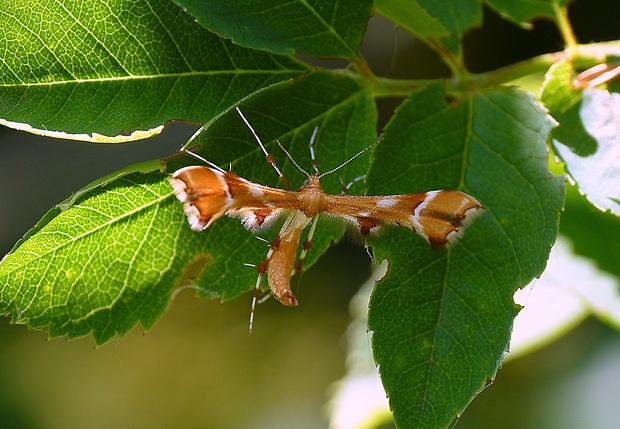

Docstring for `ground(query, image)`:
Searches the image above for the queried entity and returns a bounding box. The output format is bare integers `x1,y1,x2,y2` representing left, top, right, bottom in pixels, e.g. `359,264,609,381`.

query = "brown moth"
170,107,484,330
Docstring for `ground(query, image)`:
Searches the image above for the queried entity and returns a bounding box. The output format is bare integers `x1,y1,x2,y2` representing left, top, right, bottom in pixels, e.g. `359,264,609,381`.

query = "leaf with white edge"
553,88,620,215
366,83,564,428
173,0,372,59
0,0,307,141
0,71,377,344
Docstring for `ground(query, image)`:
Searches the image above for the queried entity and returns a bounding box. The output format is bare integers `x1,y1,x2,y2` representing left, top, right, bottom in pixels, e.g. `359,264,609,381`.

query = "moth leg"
340,174,366,194
257,292,272,304
293,215,320,275
235,106,291,190
307,126,320,174
249,246,274,333
249,211,306,332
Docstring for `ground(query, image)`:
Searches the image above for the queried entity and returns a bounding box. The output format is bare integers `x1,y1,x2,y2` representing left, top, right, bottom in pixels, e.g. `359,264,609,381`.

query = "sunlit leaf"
0,71,376,344
554,88,620,215
541,60,620,213
541,60,595,156
0,0,307,141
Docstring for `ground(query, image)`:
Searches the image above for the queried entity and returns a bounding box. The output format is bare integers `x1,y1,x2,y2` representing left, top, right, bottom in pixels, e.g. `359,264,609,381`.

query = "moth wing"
170,166,301,231
323,190,483,247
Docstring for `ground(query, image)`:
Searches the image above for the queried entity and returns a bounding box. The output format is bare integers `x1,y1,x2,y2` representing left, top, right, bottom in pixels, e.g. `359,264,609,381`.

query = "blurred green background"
2,1,620,428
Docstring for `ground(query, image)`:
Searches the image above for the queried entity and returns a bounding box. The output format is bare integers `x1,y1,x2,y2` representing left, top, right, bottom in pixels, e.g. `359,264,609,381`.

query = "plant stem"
358,40,620,97
553,2,578,52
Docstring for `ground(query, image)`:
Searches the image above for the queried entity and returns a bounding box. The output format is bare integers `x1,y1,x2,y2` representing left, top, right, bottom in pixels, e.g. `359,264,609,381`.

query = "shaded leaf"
376,0,482,56
174,0,372,59
366,84,564,428
0,71,377,344
373,0,450,39
181,71,378,275
485,0,557,27
414,0,482,38
0,0,307,141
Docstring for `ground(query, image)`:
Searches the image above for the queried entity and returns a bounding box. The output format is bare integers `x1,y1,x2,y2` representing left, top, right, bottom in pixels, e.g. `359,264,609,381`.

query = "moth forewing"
171,166,301,232
323,190,483,247
169,166,233,231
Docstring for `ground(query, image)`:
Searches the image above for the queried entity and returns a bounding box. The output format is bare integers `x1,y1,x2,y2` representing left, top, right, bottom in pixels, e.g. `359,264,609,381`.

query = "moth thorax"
297,175,325,217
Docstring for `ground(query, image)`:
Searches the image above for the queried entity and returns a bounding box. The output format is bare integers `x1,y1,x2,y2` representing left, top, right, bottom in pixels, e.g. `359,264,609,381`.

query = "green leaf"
173,0,372,59
554,88,620,215
485,0,557,26
373,0,450,39
376,0,482,56
540,60,595,156
0,0,307,141
0,71,377,344
415,0,482,37
542,58,620,215
0,169,183,344
366,84,564,428
182,71,378,276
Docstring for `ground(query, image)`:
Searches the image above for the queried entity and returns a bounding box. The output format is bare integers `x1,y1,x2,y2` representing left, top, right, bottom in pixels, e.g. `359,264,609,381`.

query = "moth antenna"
169,285,192,307
308,126,320,174
178,147,227,173
319,139,381,179
169,284,212,310
235,106,291,190
341,174,367,194
277,140,309,177
244,263,256,268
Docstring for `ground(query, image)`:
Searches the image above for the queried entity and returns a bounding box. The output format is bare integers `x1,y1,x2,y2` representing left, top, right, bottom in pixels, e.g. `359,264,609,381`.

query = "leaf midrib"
1,69,303,88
